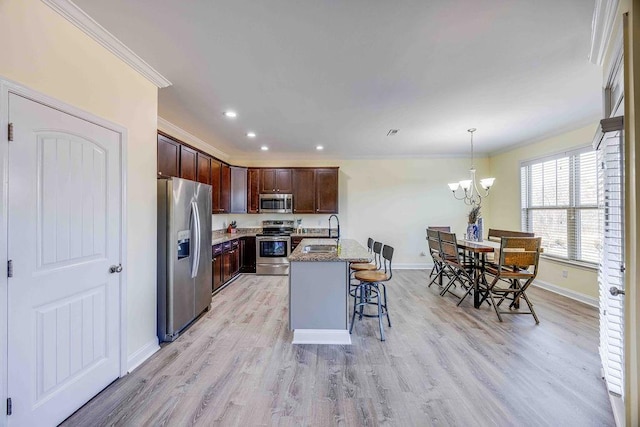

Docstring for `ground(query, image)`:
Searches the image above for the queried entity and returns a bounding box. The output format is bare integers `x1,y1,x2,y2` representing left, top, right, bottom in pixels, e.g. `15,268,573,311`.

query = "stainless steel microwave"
259,193,293,213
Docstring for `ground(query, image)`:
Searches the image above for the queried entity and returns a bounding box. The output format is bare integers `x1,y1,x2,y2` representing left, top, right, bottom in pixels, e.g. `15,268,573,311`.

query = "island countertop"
288,238,371,263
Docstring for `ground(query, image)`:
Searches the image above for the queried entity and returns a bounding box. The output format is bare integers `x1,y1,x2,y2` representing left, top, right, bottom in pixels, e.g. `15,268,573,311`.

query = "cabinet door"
247,168,260,213
179,146,197,181
233,248,240,276
157,134,179,178
276,169,293,193
230,167,247,213
212,256,222,291
240,237,256,272
196,153,211,184
220,164,231,213
315,168,339,213
292,169,315,213
222,251,232,283
260,169,276,193
211,160,222,213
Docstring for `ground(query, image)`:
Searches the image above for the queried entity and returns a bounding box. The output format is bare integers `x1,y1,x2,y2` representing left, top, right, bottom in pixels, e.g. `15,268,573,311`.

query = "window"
520,147,600,265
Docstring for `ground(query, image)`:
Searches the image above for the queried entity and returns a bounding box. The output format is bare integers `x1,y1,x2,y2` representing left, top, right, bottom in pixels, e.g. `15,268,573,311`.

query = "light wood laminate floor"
62,270,614,426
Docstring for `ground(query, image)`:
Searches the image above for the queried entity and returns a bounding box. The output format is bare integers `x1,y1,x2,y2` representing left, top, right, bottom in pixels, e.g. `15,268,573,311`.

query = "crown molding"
158,117,230,161
589,0,620,66
41,0,172,88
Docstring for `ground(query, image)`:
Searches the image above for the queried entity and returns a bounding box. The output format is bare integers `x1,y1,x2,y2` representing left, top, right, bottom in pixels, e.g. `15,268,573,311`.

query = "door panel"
7,94,121,426
180,146,197,181
293,169,315,213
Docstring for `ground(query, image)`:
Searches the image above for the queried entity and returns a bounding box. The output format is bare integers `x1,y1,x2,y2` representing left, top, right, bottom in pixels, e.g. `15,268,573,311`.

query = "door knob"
609,286,625,296
109,264,123,274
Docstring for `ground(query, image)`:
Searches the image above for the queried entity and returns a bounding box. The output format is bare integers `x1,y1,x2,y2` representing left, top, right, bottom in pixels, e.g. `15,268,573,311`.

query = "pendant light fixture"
447,128,495,206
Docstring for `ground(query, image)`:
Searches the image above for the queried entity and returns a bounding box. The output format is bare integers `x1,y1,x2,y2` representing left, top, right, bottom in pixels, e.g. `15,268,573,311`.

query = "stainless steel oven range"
256,220,294,275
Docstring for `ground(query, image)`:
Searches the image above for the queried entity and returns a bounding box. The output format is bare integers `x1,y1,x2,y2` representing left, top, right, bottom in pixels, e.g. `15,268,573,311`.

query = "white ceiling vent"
387,129,399,136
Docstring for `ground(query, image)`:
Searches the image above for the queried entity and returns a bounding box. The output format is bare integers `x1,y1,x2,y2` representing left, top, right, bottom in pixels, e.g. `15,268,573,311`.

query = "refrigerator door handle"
190,200,201,278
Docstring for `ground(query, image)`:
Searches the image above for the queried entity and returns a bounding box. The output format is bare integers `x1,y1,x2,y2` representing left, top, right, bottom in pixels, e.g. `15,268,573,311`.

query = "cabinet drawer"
223,241,232,251
213,243,223,256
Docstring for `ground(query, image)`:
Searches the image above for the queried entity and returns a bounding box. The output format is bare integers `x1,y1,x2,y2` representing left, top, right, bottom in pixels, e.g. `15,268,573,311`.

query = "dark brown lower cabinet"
240,236,256,273
213,239,247,293
291,236,304,251
212,258,222,292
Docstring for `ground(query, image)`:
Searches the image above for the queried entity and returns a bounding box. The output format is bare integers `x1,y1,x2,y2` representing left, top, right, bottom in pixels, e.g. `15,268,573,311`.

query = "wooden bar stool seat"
354,270,388,282
350,262,378,271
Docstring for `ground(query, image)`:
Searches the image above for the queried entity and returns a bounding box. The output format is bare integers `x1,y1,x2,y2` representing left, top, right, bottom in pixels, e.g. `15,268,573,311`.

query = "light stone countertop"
211,232,333,246
288,238,372,263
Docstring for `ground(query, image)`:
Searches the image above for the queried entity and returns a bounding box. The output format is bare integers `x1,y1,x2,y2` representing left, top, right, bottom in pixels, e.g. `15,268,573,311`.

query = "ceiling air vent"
387,129,399,136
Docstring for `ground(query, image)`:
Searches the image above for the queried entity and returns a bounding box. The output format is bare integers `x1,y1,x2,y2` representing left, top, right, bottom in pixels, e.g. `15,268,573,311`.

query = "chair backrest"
366,237,374,252
438,231,460,260
381,245,394,280
372,241,383,269
488,228,534,242
427,226,451,232
426,229,441,255
498,237,542,273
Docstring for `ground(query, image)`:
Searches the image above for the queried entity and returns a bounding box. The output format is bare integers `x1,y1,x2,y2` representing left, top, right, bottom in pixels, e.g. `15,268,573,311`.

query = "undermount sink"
302,244,337,254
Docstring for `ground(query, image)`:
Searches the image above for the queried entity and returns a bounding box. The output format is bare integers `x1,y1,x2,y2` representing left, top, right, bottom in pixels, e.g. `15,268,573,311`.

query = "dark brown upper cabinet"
157,134,180,178
292,169,316,214
247,168,260,214
179,146,197,181
315,168,339,213
220,164,231,213
211,160,230,214
260,168,292,194
196,153,211,184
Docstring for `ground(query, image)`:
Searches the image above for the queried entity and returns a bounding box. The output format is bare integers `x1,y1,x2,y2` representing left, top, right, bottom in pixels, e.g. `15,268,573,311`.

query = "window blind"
520,147,600,264
597,132,625,398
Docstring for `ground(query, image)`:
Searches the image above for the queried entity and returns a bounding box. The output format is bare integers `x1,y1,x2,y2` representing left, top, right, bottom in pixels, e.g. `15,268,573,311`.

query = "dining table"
457,239,501,308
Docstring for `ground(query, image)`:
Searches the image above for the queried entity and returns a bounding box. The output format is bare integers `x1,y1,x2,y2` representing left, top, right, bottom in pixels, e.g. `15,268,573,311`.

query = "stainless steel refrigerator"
157,177,212,342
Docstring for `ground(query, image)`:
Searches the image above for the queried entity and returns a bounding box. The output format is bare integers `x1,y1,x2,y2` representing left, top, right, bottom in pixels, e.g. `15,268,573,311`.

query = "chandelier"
447,128,495,206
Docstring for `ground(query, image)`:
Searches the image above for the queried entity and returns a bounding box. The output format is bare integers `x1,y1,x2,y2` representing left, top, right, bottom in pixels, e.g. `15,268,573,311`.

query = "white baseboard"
394,263,432,270
292,329,352,345
127,338,160,373
533,279,598,308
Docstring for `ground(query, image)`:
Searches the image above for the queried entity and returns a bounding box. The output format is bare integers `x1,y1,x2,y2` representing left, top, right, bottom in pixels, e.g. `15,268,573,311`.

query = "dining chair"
437,231,475,300
350,245,394,341
426,226,450,286
483,237,542,324
485,229,535,263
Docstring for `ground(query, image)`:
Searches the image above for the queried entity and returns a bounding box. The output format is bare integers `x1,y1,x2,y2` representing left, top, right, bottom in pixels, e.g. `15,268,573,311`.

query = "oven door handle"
257,237,290,241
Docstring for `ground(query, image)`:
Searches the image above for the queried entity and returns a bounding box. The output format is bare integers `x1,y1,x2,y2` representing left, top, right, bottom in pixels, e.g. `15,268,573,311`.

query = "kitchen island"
288,238,371,345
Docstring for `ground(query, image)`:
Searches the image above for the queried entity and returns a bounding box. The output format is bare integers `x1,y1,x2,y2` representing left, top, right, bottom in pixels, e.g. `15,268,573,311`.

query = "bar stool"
349,245,394,341
349,240,382,297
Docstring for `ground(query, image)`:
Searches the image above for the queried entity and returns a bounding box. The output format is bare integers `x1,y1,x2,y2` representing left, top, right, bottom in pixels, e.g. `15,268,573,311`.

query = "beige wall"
487,124,599,300
0,0,159,363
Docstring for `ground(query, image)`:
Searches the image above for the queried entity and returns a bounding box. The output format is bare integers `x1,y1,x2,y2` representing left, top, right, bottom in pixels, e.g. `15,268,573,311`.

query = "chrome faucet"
328,214,340,240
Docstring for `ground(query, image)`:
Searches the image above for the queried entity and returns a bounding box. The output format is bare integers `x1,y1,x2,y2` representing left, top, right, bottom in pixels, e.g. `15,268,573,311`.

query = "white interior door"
6,93,122,426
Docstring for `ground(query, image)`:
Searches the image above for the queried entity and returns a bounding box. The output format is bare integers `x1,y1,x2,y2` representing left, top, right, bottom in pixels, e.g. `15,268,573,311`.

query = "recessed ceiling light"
247,132,256,138
316,145,324,150
223,110,237,118
260,146,269,151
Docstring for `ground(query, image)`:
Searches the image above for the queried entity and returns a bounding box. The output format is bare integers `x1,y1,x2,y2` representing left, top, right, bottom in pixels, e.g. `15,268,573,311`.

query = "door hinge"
6,397,11,415
7,259,13,278
620,263,626,273
8,123,13,142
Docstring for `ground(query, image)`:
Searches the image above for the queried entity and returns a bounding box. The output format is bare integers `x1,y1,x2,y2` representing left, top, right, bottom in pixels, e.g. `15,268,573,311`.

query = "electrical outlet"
562,270,568,278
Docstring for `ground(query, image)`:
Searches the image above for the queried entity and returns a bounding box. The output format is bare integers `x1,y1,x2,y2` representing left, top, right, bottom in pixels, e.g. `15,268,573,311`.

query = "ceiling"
73,0,602,159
